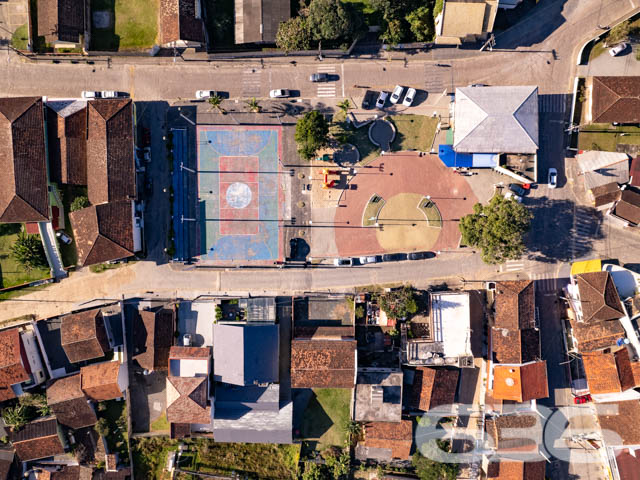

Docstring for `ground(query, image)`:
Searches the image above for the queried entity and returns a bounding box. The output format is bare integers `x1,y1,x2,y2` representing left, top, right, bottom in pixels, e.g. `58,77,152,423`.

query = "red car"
573,394,592,404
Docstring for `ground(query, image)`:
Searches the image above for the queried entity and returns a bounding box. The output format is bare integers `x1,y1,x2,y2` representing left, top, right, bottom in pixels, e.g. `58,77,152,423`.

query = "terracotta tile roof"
363,420,413,459
11,417,64,461
133,306,175,371
70,201,135,267
569,315,625,352
61,308,111,363
47,374,97,429
486,460,546,480
293,325,355,339
582,348,638,395
290,339,356,388
491,327,540,364
37,0,85,43
591,77,640,124
80,362,122,401
492,361,549,402
170,422,191,439
0,451,11,480
590,182,621,208
410,367,459,411
576,272,625,323
614,187,640,225
86,99,135,205
486,414,541,451
598,400,640,445
46,104,87,185
615,448,640,480
494,281,535,330
0,328,29,402
166,376,211,424
168,346,210,361
0,97,49,223
160,0,204,44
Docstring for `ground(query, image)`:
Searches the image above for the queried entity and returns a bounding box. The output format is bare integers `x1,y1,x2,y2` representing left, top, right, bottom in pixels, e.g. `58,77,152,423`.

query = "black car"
382,253,407,262
289,238,298,259
408,251,436,260
310,73,329,82
509,183,526,196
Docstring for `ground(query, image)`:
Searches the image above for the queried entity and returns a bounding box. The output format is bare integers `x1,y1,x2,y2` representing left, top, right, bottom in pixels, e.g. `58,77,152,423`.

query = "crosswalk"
424,64,446,93
316,65,336,98
539,94,567,113
500,260,524,273
242,68,262,97
571,208,599,259
531,272,558,293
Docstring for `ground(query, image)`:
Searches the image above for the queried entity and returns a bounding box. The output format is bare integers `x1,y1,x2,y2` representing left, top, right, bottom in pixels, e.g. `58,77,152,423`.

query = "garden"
300,388,351,451
90,0,158,51
95,400,129,464
0,224,50,290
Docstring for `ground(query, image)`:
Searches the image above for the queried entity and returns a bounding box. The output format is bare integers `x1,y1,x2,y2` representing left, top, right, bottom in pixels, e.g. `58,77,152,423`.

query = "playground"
196,125,285,263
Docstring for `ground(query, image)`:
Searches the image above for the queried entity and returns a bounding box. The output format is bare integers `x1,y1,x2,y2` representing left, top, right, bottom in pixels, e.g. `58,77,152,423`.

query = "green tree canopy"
2,404,29,430
70,195,89,212
276,17,312,52
458,194,532,264
11,232,48,271
295,111,329,160
406,5,434,42
377,285,419,319
307,0,364,41
381,18,405,45
412,450,459,480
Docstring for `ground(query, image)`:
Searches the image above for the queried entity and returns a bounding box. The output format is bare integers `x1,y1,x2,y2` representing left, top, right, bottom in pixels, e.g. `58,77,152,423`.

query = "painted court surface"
197,126,284,263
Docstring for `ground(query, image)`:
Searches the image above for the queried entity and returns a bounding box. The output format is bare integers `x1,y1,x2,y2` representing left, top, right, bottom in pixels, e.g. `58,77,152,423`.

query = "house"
160,0,205,47
34,465,96,479
47,373,97,429
0,97,49,223
402,291,475,368
354,371,403,422
576,151,629,192
581,348,640,402
485,413,542,452
0,325,47,402
485,459,546,480
132,305,175,372
80,360,127,401
60,308,111,364
11,417,65,462
610,185,640,227
213,324,278,386
612,447,640,480
37,0,85,48
0,448,16,480
597,400,640,446
355,420,413,462
587,77,640,124
494,281,535,330
590,182,621,210
572,271,625,324
435,0,498,45
291,338,356,388
408,367,459,413
46,100,87,185
234,0,290,44
491,362,549,403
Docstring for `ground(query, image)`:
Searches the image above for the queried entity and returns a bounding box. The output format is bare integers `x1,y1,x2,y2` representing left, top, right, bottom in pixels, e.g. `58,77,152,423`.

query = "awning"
570,259,602,276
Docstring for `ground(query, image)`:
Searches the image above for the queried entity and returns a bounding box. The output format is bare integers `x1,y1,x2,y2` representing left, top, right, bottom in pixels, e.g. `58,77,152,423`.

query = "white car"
195,90,217,99
402,88,416,107
359,256,378,264
548,167,558,188
81,91,100,99
376,91,389,109
333,257,352,267
390,85,404,104
609,42,628,56
504,192,522,203
270,89,291,98
101,91,117,98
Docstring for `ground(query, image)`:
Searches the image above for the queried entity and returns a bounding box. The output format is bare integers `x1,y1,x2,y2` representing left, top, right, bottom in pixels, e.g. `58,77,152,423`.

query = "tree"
378,285,419,319
412,450,459,480
337,99,351,114
276,17,311,52
302,461,324,480
308,0,361,41
70,195,89,212
295,111,329,160
246,97,261,113
94,418,109,437
19,393,50,416
342,419,362,446
325,450,350,479
406,6,434,42
11,232,48,271
2,405,28,430
207,95,225,114
606,20,631,46
381,18,405,45
458,194,533,264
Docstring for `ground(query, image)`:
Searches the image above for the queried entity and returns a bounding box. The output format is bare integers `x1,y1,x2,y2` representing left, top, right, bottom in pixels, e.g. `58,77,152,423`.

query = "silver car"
270,89,291,98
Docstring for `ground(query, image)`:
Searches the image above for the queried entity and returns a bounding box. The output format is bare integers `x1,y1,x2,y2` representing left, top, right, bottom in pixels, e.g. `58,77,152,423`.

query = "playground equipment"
320,168,341,189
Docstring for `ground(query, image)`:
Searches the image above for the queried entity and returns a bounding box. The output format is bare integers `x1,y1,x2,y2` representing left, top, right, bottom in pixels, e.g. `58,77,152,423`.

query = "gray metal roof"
453,86,539,154
213,323,279,386
215,384,280,411
213,400,293,444
354,371,403,422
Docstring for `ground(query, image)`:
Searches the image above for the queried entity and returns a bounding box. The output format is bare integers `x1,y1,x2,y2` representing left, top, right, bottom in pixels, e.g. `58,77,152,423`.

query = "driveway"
582,42,640,76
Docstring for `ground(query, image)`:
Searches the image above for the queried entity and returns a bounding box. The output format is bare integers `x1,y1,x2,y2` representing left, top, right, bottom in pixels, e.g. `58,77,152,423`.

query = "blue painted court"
196,125,283,263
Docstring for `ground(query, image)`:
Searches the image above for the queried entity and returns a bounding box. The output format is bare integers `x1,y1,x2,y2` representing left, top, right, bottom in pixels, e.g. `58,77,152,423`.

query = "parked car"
81,91,101,99
56,231,72,245
402,88,417,107
548,167,558,188
359,256,379,264
196,90,217,99
609,42,628,56
101,91,118,98
408,251,435,260
390,85,404,104
376,91,389,109
382,253,407,262
470,83,489,87
573,394,592,404
310,73,329,82
334,257,352,266
270,89,291,98
289,238,299,259
509,183,526,196
504,191,522,203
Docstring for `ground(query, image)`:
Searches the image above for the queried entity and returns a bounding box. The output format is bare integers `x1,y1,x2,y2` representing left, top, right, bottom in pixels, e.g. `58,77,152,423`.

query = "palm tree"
246,97,261,113
208,95,225,114
342,419,362,446
337,99,351,114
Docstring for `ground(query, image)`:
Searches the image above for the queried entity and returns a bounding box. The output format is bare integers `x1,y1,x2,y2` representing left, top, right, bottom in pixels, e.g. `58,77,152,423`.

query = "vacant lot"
0,224,50,289
390,115,439,152
578,124,640,151
97,400,129,464
90,0,157,51
301,388,350,449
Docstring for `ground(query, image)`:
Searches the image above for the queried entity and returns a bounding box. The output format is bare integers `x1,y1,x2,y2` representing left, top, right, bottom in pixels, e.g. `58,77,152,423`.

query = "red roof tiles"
160,0,204,44
576,272,625,323
133,306,175,372
598,400,640,445
411,367,459,411
37,0,85,43
290,339,356,388
494,281,535,330
166,376,211,425
11,417,64,461
60,308,111,363
591,77,640,124
362,420,413,459
492,361,549,402
0,328,29,402
47,374,97,429
80,362,123,401
486,460,546,480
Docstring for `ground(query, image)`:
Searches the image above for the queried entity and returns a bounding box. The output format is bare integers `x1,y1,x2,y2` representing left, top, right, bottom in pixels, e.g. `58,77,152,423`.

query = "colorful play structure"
320,168,341,189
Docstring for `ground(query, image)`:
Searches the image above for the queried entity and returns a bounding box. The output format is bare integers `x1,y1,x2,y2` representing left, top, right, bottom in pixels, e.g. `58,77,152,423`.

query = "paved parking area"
0,0,28,41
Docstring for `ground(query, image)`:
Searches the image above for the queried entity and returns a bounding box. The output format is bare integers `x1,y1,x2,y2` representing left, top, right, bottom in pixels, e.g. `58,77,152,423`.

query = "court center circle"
226,182,252,209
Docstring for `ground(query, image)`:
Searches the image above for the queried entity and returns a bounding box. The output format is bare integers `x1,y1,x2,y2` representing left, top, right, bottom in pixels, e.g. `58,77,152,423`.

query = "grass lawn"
301,388,350,450
90,0,158,51
346,124,380,165
0,224,50,289
363,195,385,226
97,400,129,464
149,412,169,432
578,124,640,151
132,437,178,480
59,185,85,267
11,24,29,50
390,115,439,152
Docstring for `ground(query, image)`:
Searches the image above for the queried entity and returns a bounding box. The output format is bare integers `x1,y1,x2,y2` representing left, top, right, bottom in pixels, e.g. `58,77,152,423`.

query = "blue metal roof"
438,145,473,168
